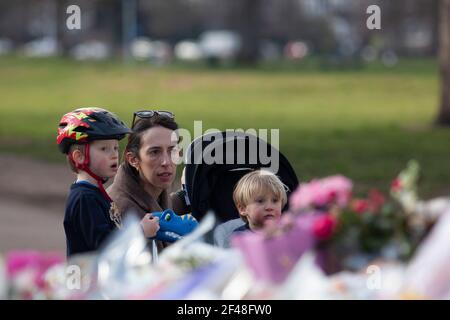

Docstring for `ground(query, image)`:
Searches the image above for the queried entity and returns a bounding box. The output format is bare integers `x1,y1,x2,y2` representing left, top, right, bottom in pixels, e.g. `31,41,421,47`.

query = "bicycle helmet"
57,108,131,154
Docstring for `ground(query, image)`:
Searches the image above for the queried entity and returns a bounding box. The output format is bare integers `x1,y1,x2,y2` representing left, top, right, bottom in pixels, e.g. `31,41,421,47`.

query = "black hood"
184,131,299,222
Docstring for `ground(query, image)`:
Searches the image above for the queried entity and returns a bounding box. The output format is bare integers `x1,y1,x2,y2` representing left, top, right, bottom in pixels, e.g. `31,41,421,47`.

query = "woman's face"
134,126,179,193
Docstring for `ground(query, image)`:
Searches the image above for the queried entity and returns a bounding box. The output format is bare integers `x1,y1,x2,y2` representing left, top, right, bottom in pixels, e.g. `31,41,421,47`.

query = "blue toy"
151,209,199,242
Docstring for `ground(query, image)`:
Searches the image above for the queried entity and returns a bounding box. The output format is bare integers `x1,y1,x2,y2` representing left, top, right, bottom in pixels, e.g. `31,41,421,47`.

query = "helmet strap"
69,143,112,202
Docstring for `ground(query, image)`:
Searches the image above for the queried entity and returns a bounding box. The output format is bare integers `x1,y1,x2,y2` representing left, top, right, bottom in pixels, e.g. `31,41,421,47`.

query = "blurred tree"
424,0,440,55
121,0,136,60
235,0,263,64
56,0,70,55
139,0,203,40
436,0,450,126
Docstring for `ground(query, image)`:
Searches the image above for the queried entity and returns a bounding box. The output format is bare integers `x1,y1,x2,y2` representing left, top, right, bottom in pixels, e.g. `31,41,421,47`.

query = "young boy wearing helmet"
57,107,160,257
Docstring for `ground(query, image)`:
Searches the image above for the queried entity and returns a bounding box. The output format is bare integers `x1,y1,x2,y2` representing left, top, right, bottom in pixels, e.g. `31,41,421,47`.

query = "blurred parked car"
22,37,58,57
174,40,204,61
131,38,172,65
131,37,153,60
199,30,241,64
70,40,111,60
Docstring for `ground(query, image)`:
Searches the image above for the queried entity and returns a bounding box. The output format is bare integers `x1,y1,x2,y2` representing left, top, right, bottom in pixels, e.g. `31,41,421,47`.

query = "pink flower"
368,189,385,211
6,250,64,290
289,180,315,210
350,189,386,214
290,175,353,211
313,214,337,240
351,199,371,214
391,178,402,192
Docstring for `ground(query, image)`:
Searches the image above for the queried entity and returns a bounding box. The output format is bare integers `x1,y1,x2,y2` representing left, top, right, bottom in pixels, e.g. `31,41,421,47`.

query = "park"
0,0,450,302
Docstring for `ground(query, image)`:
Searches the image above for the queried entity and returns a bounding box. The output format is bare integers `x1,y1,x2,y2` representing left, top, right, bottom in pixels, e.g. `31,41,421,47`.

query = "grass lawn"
0,56,448,198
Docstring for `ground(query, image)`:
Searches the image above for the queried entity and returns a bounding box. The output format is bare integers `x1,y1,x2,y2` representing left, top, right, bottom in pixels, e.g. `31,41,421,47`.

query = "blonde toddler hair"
233,170,288,223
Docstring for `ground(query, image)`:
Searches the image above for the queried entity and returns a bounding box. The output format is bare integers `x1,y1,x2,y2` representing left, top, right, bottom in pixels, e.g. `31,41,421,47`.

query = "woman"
108,110,188,252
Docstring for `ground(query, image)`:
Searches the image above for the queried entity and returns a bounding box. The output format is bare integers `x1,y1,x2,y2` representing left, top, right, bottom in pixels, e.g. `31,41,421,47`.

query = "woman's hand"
140,213,160,238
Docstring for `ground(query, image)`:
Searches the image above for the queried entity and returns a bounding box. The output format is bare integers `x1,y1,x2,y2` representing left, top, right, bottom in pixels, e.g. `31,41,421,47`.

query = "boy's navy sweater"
64,182,116,257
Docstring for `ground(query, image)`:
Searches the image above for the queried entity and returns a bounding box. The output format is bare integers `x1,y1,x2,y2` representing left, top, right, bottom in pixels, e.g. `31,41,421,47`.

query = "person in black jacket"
57,108,160,257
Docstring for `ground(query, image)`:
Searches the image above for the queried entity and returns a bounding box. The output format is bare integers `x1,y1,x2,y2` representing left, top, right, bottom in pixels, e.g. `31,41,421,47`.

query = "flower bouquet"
289,160,433,274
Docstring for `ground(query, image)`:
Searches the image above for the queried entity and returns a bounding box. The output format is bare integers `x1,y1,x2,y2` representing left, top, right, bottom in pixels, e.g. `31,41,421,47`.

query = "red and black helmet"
57,108,131,154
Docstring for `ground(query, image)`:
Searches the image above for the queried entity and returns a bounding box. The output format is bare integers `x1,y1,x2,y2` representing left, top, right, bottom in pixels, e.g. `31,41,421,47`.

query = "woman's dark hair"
123,115,179,180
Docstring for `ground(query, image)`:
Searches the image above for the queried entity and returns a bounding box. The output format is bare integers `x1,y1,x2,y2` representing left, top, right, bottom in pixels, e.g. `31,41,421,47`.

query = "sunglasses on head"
131,110,175,128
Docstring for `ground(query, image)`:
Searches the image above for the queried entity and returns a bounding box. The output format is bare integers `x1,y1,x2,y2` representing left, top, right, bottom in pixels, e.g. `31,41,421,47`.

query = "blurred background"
0,0,449,254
